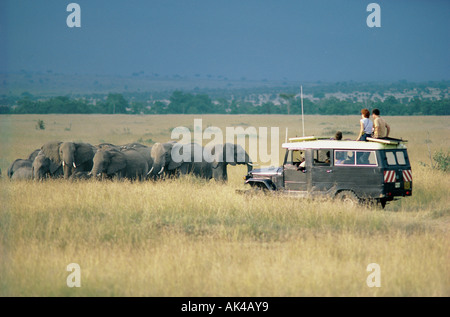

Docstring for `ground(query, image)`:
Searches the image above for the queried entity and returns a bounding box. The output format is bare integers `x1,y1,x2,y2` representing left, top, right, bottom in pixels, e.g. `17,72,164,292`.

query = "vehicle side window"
335,150,355,165
385,151,397,165
313,149,331,166
286,150,304,165
396,151,406,165
356,151,377,166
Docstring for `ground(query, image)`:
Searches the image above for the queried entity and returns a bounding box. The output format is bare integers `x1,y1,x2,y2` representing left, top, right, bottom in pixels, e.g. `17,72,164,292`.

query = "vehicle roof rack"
288,136,329,142
366,137,408,145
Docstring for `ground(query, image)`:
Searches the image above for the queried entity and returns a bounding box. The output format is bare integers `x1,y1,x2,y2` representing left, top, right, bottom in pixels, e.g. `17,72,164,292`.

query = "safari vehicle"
244,136,412,208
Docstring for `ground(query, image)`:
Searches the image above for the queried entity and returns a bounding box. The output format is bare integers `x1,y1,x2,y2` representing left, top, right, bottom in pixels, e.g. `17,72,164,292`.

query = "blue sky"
1,0,449,82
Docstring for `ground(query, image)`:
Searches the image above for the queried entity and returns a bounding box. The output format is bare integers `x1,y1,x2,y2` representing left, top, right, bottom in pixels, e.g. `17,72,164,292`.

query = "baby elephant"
11,166,32,180
90,148,148,181
69,171,92,181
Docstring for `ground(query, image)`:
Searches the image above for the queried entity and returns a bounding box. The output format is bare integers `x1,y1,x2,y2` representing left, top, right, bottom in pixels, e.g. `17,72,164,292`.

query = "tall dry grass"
0,114,449,296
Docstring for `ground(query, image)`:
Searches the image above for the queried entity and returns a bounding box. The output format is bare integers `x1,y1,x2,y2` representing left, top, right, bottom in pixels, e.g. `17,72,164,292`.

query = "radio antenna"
301,85,305,137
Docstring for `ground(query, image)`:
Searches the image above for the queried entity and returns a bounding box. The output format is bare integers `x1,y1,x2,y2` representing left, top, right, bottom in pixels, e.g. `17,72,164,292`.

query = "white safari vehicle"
244,136,412,208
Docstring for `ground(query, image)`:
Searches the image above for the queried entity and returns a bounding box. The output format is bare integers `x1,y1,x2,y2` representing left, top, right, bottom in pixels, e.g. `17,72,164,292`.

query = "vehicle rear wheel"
336,190,360,206
379,198,387,209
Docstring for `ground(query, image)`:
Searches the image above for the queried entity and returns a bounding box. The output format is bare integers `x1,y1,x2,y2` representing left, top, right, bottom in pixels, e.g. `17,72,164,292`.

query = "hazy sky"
1,0,449,82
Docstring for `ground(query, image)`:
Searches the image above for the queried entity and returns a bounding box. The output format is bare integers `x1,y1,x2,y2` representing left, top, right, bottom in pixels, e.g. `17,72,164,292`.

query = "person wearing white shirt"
356,108,373,141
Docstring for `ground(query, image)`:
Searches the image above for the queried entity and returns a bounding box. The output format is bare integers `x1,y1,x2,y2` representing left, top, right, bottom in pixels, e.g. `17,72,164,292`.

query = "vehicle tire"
363,198,384,210
378,198,387,209
335,190,360,206
251,183,268,195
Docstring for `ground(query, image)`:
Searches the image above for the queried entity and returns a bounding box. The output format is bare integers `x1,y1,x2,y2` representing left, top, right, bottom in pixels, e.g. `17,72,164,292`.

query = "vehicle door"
381,150,412,197
283,149,308,191
310,149,334,192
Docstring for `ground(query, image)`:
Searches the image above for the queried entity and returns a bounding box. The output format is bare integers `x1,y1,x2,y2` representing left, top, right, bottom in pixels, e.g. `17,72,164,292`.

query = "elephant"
6,148,40,178
148,141,179,179
69,171,92,181
121,143,153,174
96,142,120,150
90,147,148,181
41,141,96,179
27,149,41,162
7,158,33,178
208,143,254,182
11,166,32,180
173,143,214,180
148,142,215,180
32,151,63,180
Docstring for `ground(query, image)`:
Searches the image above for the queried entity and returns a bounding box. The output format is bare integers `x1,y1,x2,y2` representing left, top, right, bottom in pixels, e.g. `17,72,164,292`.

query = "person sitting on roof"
356,108,373,141
372,108,390,139
333,131,342,140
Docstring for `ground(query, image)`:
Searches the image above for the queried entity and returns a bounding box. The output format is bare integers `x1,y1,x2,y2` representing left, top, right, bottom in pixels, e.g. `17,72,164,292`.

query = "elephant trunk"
90,163,101,179
236,152,253,173
149,161,165,179
62,156,76,179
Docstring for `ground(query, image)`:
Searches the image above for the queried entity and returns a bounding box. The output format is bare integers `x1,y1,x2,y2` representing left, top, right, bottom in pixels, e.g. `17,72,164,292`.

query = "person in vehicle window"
343,151,355,164
356,108,373,141
297,158,306,171
335,152,345,164
324,151,331,164
372,108,390,139
294,152,306,171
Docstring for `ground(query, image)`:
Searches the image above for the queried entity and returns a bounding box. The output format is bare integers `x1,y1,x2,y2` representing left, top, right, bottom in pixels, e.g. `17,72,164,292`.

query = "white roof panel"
282,140,406,150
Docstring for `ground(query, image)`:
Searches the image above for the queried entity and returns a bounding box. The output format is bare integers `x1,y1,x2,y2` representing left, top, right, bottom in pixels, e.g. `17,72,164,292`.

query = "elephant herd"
6,141,254,182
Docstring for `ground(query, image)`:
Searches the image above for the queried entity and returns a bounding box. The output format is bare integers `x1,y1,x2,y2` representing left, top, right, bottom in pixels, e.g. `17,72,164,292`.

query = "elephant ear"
234,143,249,165
150,143,162,159
223,143,236,166
207,144,222,169
107,150,126,175
41,141,62,165
74,143,95,165
168,143,183,170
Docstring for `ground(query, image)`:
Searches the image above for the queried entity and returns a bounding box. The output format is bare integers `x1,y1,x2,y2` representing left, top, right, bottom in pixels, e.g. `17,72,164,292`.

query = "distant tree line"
1,91,449,115
1,94,129,114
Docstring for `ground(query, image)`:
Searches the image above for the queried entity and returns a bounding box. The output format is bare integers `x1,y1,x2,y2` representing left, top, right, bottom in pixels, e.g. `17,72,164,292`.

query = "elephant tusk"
96,173,101,177
158,166,165,175
146,167,154,176
248,163,258,166
73,162,76,168
62,161,65,167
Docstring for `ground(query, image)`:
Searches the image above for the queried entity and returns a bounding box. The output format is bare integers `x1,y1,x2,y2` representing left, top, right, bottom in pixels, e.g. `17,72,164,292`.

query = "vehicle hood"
249,166,282,176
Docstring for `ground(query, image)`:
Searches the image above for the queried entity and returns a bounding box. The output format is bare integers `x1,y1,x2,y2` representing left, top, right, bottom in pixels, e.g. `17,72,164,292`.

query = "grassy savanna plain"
0,114,449,297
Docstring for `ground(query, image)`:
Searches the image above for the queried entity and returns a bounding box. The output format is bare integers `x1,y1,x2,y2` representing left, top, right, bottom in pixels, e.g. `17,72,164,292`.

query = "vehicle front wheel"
335,190,360,206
